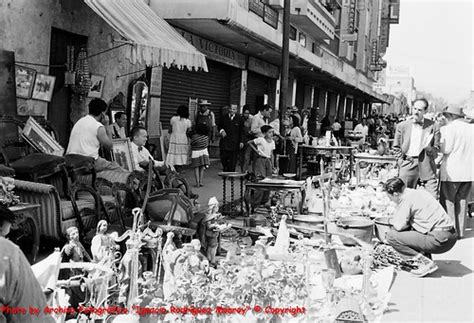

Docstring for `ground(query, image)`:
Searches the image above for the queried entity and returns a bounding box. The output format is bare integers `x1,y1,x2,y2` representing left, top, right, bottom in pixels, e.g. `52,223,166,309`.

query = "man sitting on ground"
130,126,174,172
66,98,128,173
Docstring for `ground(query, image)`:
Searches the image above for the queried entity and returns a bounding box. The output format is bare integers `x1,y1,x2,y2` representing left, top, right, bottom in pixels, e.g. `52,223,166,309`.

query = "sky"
384,0,473,104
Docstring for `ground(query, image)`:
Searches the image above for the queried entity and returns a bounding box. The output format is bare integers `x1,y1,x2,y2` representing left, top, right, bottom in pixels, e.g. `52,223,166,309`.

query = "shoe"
410,260,438,277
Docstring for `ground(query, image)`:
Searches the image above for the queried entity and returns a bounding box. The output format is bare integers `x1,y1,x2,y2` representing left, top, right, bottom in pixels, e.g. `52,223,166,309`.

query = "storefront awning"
84,0,208,71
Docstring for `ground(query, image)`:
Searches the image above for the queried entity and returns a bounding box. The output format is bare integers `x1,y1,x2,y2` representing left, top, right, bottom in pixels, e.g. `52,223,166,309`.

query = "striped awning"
84,0,208,71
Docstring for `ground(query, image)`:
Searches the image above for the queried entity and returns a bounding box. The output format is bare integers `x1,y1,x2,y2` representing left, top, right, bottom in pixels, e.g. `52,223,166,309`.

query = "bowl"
374,216,392,243
283,173,296,179
336,216,374,246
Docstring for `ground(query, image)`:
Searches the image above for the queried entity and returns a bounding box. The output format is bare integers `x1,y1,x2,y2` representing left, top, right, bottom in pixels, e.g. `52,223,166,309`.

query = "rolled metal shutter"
246,71,269,114
160,60,231,128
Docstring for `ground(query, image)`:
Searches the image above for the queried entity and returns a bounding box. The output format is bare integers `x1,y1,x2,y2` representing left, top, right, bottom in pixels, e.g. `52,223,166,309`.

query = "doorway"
49,27,88,148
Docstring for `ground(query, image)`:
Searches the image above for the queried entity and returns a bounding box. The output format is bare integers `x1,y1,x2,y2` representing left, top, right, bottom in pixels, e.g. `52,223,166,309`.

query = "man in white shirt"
108,112,127,139
439,107,473,238
250,104,272,137
393,98,440,198
353,118,369,143
66,98,126,173
130,126,174,172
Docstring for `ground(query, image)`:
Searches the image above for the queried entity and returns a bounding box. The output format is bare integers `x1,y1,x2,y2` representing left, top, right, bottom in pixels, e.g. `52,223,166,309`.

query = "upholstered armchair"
13,179,106,242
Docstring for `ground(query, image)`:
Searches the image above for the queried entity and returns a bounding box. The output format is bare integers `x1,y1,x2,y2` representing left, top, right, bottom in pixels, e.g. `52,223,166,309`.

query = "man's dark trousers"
220,150,239,172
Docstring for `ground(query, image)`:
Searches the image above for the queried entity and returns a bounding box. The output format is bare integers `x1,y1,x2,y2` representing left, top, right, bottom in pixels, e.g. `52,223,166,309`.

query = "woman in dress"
166,105,192,172
287,115,303,174
190,123,210,187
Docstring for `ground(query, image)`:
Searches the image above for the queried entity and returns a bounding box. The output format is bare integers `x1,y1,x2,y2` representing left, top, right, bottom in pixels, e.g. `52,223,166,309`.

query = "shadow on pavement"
431,260,473,278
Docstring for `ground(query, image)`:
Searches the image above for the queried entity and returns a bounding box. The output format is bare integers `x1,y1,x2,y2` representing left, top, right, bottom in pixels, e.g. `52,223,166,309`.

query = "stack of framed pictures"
21,117,64,156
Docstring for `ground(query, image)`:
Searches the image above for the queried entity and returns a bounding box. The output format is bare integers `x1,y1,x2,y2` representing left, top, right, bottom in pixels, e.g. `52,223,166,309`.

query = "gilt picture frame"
22,117,64,156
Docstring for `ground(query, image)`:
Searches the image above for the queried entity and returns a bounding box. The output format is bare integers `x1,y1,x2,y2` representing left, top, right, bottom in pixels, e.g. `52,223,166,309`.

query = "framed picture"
22,117,64,156
88,75,105,98
32,74,56,102
112,138,135,171
15,66,36,99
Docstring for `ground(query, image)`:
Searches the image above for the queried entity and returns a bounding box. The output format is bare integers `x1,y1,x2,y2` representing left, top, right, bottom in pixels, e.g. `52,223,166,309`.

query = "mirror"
128,78,149,132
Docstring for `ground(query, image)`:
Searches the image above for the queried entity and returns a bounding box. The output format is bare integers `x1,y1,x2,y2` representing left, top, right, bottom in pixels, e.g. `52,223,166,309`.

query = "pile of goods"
358,163,398,187
0,176,19,207
332,185,395,219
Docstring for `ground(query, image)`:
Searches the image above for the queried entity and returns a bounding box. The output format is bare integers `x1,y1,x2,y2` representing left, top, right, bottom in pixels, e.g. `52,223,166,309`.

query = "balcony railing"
248,0,279,29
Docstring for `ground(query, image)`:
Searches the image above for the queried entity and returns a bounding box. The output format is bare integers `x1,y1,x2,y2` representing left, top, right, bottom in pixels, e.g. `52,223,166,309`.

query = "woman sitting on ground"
383,177,457,277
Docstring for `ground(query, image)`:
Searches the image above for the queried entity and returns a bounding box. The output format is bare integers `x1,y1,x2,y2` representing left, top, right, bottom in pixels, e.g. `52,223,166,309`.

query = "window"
290,26,297,40
299,33,307,47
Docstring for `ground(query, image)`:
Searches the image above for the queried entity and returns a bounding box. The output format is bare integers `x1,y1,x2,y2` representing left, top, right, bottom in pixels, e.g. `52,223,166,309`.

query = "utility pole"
279,0,290,123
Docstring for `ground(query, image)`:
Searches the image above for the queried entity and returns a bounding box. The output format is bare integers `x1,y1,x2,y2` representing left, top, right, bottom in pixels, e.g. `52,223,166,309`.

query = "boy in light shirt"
248,125,275,178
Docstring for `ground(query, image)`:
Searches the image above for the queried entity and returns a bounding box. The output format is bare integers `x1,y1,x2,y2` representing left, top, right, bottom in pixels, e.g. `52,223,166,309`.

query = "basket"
336,216,374,246
374,216,392,243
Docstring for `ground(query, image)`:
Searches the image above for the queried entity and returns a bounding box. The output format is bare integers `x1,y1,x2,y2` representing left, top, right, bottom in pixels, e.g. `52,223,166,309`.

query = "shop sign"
379,19,390,53
389,0,400,24
248,57,280,79
370,39,378,65
348,0,357,34
175,28,247,69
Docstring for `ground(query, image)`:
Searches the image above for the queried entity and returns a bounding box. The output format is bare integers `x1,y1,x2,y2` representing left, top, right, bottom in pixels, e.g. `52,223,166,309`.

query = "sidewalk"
181,161,474,322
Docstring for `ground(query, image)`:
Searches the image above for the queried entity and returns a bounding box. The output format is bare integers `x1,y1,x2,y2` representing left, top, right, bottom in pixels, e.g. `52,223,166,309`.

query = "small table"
353,153,398,184
298,145,355,179
8,203,41,264
245,178,306,214
218,172,247,216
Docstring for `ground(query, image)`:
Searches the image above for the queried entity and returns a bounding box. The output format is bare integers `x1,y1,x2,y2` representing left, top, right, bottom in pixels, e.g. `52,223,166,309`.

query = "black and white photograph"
31,73,56,102
0,1,473,322
88,74,105,98
15,65,36,99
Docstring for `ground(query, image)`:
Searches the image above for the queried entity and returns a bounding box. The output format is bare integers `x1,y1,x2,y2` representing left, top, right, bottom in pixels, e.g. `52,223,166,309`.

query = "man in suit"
219,104,244,172
393,98,440,198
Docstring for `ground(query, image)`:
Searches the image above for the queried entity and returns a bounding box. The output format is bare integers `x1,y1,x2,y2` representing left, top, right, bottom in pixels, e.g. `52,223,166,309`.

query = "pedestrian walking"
439,107,473,239
219,104,244,172
190,123,210,187
166,105,192,173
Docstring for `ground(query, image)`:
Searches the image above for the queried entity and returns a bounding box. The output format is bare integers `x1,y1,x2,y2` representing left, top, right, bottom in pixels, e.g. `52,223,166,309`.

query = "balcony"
291,0,336,40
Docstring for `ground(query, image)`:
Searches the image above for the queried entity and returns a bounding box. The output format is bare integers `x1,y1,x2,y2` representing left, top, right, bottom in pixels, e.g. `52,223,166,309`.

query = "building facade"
0,0,400,159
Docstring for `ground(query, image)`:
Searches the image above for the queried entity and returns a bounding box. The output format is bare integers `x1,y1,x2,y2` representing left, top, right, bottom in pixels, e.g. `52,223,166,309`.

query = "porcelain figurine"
61,226,91,263
90,220,119,263
198,197,222,266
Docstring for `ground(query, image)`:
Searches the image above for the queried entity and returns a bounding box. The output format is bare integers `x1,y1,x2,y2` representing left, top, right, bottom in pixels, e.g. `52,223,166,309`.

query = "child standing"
248,125,276,178
191,123,210,187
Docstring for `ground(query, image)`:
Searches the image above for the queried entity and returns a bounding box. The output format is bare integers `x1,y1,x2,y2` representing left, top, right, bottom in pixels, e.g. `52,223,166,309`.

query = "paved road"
182,161,474,322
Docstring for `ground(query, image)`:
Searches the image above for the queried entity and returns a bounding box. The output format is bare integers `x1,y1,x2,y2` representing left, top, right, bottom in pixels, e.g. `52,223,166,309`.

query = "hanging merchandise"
71,48,91,96
64,46,76,86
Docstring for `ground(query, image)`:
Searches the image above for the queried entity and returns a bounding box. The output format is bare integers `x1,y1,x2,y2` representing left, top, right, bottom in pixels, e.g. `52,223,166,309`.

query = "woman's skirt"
191,148,210,168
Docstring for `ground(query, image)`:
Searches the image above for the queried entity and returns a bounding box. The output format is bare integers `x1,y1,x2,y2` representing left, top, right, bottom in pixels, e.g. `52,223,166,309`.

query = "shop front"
245,57,279,114
160,28,247,131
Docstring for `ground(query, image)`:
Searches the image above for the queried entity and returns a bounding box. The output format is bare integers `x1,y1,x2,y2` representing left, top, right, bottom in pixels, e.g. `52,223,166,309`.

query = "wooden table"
297,145,355,179
218,172,247,216
8,203,41,264
245,178,306,214
353,153,398,184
